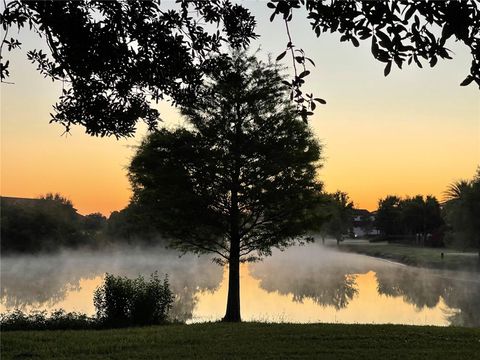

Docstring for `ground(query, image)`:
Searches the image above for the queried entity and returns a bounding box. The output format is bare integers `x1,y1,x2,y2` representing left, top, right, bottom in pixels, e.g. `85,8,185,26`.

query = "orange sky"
1,3,479,215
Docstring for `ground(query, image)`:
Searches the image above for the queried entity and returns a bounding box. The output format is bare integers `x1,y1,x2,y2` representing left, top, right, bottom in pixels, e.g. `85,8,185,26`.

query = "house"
351,209,379,238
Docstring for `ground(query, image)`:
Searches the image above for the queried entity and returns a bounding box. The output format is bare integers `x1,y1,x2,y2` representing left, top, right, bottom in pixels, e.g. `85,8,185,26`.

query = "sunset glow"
1,3,478,215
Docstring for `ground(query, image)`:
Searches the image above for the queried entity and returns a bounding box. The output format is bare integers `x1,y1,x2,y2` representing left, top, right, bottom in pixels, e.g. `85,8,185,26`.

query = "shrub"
1,272,174,330
0,309,94,331
93,272,174,327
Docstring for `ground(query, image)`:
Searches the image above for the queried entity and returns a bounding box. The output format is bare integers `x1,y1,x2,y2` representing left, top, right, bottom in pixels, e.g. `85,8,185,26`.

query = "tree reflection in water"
2,243,479,326
0,247,223,321
250,245,370,309
249,243,479,326
375,267,480,327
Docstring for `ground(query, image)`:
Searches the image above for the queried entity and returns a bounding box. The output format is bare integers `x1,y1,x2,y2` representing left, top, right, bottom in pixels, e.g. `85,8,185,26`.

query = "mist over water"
1,242,479,326
1,246,223,322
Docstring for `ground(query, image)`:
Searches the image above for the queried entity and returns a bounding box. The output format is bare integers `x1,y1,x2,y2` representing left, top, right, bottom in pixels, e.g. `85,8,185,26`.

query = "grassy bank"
2,323,479,360
337,242,479,271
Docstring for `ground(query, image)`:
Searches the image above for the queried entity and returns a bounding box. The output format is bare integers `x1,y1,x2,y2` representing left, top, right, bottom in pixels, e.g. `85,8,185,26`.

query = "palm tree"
444,180,471,202
443,169,480,259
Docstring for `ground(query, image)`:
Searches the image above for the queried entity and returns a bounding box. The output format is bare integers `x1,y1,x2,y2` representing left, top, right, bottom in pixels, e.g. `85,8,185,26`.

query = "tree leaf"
298,70,310,78
459,76,474,86
276,51,287,61
384,61,392,76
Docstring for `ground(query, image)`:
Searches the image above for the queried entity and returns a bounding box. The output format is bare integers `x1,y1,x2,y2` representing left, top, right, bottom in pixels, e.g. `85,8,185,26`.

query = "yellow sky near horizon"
1,3,479,216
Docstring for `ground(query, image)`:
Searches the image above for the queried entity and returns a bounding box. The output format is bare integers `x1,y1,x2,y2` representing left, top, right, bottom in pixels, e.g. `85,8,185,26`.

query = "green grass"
338,242,479,271
2,323,480,360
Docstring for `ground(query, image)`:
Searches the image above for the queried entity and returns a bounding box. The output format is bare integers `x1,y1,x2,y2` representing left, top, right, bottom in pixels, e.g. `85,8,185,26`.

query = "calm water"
1,243,479,326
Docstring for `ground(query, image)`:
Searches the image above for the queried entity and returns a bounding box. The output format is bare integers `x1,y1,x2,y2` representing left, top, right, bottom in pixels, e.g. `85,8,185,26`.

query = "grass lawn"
2,322,480,360
337,242,480,272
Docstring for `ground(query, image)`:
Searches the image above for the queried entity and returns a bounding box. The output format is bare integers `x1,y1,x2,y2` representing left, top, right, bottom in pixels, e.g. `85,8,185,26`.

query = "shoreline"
334,241,480,272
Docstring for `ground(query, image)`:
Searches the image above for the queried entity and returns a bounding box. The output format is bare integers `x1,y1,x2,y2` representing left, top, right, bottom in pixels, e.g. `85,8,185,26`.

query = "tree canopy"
1,0,478,137
317,191,354,244
128,52,323,321
0,193,86,253
375,194,444,245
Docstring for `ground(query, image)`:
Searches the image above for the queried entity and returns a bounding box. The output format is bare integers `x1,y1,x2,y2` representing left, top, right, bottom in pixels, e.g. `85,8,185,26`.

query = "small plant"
93,272,174,327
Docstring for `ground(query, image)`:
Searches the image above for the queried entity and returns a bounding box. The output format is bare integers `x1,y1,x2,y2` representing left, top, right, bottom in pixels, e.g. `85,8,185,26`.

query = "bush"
0,309,94,331
1,272,175,331
93,272,174,327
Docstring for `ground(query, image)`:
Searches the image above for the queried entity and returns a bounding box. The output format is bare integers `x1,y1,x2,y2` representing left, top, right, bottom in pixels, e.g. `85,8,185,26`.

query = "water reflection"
250,247,360,309
374,268,480,327
1,247,223,322
1,244,478,326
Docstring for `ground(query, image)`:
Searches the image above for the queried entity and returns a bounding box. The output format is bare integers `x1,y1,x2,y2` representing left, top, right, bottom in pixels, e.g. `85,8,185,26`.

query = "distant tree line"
0,193,169,254
375,168,480,253
313,167,479,255
375,195,444,246
2,168,478,255
1,194,92,253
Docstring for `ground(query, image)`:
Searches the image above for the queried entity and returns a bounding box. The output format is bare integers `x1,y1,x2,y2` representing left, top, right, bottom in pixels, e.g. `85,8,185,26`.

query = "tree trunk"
223,240,241,322
222,97,242,322
223,178,241,322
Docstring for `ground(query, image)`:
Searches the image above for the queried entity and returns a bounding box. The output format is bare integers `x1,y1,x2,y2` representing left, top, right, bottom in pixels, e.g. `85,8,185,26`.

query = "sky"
1,1,479,216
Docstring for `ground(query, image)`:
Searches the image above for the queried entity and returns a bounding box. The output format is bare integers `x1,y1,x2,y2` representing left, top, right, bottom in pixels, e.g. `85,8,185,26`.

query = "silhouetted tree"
375,195,402,238
106,204,163,244
319,192,354,245
0,193,85,253
1,1,478,137
376,194,444,244
270,1,480,87
128,52,323,322
83,213,107,235
399,195,444,245
443,168,480,257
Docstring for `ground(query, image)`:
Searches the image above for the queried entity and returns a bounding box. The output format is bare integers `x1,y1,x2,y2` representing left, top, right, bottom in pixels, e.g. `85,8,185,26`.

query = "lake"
1,242,479,326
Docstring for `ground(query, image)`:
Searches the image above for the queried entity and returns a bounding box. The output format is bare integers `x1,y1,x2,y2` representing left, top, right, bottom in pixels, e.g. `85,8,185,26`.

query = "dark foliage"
0,0,257,137
129,52,323,264
83,212,107,235
106,204,163,244
2,1,477,137
443,168,480,253
375,194,444,245
317,191,354,243
0,194,88,253
1,309,95,331
128,52,324,321
375,195,402,237
93,272,174,327
269,0,480,87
